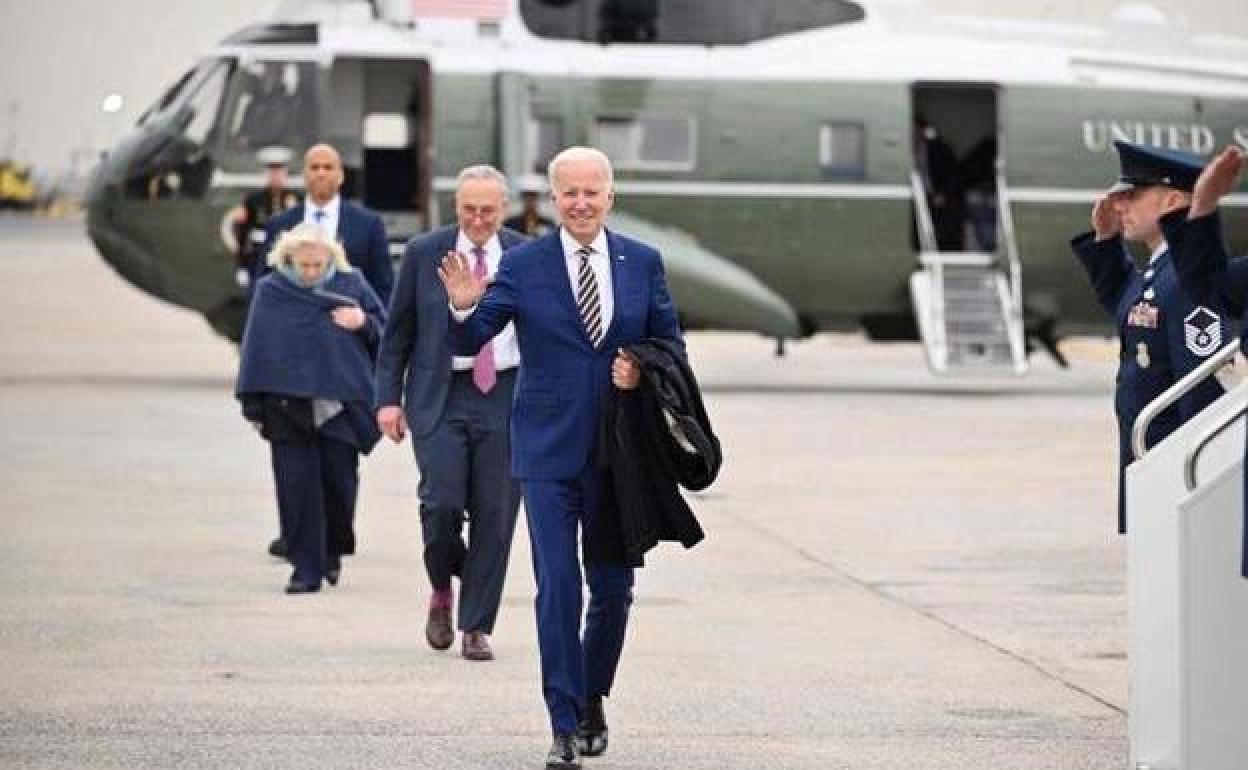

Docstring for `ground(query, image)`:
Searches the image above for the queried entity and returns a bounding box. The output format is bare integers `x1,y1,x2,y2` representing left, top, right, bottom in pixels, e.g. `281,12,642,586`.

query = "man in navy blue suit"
262,143,394,303
375,165,526,662
261,143,395,558
439,147,683,769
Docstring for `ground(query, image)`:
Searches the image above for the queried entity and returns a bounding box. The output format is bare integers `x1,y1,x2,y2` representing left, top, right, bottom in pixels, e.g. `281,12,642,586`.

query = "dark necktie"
575,246,603,347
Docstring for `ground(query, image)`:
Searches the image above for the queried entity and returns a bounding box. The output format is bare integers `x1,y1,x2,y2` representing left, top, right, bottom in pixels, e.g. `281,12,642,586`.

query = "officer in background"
1071,140,1231,534
229,146,299,291
503,174,555,238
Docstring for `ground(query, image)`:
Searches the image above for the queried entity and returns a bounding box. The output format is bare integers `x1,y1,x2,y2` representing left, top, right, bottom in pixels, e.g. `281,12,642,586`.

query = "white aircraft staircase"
1126,342,1248,770
908,170,1027,375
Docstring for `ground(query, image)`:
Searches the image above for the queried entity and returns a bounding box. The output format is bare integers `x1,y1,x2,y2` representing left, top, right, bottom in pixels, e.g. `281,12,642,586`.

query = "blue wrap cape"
236,269,385,409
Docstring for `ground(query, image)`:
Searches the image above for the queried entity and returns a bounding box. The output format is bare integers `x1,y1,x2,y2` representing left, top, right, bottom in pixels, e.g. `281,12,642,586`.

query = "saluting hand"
437,250,488,310
1091,195,1121,242
1191,146,1244,219
612,349,641,390
376,405,406,443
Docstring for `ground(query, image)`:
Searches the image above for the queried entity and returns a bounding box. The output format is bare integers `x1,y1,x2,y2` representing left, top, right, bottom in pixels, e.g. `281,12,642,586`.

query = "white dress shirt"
560,227,614,339
451,231,520,372
303,194,341,237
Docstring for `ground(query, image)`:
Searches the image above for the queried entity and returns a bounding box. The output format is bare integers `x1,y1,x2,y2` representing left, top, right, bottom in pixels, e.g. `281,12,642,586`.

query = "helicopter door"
328,57,432,244
907,83,1025,375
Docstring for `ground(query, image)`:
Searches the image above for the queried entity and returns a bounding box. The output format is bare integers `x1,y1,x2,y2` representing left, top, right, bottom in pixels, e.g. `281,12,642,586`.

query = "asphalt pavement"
0,219,1127,769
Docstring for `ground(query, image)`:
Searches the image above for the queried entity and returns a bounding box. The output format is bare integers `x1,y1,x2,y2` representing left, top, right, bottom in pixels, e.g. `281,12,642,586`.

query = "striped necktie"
575,246,603,347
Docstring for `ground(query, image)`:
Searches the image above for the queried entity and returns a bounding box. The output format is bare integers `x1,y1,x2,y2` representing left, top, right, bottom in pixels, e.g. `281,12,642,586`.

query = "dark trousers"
411,369,520,634
270,434,359,586
524,467,635,735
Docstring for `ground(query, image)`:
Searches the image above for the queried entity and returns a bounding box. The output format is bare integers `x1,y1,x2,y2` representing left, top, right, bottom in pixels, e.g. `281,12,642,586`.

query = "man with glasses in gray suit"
376,165,526,661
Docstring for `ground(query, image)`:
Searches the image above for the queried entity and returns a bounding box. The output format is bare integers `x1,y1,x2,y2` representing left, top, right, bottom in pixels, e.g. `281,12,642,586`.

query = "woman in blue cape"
236,223,386,594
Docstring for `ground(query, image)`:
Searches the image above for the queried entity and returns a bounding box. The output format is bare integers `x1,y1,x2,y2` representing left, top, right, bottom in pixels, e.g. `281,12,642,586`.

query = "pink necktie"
471,246,496,394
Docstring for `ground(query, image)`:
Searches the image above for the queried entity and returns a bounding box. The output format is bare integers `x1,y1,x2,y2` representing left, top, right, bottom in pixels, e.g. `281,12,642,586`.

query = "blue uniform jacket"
374,225,527,438
1162,207,1248,578
1072,231,1229,533
448,229,684,480
263,200,395,305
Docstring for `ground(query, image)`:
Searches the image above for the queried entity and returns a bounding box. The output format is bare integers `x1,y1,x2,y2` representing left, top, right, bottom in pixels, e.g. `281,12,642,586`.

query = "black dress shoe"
324,555,341,587
576,696,608,757
268,537,288,559
284,579,320,594
545,733,580,769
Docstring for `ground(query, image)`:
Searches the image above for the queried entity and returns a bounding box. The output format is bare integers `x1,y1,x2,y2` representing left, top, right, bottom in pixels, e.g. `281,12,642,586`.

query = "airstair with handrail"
1125,341,1248,770
908,168,1027,375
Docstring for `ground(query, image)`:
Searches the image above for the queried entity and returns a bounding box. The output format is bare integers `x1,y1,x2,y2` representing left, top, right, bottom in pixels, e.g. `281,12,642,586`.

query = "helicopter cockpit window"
137,68,196,127
183,60,231,146
519,0,865,45
220,61,319,171
123,58,233,201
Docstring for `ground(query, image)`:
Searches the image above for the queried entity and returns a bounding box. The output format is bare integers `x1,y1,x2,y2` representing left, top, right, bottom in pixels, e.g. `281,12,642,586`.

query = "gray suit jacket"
375,225,527,438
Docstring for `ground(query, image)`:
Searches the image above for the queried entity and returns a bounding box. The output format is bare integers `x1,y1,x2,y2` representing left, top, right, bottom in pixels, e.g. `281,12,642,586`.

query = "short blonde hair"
267,222,351,272
547,146,614,191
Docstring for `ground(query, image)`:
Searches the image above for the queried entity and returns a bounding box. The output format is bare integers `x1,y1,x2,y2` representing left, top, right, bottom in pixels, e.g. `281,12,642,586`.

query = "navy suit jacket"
375,225,527,438
449,229,684,480
264,200,394,305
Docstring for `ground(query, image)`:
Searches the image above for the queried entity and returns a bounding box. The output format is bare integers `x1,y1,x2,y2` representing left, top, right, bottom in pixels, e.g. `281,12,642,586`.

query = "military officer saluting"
1071,140,1231,534
230,146,300,290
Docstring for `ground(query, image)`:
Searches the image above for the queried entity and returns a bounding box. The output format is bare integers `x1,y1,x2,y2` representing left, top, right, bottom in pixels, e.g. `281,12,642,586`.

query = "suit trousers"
411,369,520,634
270,434,359,586
523,467,634,735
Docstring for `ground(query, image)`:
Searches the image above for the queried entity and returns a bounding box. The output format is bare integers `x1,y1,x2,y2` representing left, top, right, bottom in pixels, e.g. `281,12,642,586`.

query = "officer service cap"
516,173,547,194
1108,140,1205,194
255,146,293,168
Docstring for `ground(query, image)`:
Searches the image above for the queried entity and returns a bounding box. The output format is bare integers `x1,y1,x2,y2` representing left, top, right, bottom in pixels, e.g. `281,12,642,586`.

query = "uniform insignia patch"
1185,307,1221,356
1136,342,1150,369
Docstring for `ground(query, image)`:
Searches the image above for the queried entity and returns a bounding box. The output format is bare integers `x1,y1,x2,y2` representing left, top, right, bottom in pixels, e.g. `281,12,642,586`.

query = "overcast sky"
0,0,1242,177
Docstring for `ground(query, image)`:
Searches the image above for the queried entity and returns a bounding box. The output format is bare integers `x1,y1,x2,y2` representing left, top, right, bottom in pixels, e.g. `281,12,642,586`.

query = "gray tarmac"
0,219,1128,769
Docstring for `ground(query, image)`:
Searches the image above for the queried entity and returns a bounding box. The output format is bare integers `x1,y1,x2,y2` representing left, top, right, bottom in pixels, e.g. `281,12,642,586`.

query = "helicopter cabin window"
223,61,320,167
818,122,865,179
520,0,865,45
527,114,563,173
137,68,196,127
593,115,695,172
